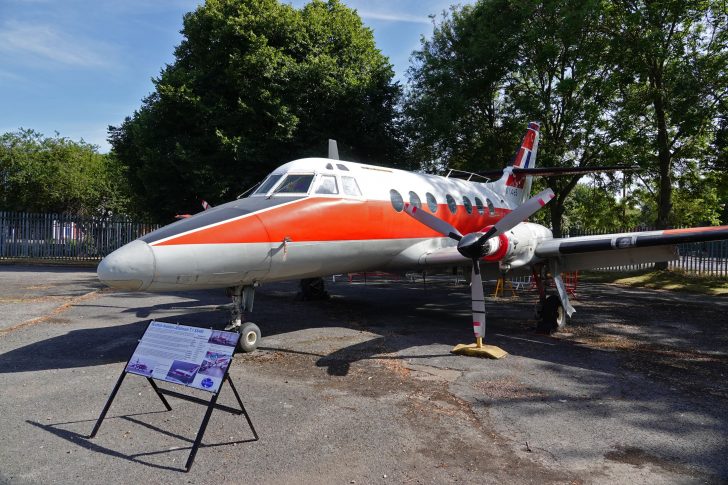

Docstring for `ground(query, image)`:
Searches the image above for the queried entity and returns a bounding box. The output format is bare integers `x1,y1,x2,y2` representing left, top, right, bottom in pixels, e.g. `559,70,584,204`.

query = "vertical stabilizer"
494,121,540,206
328,139,340,160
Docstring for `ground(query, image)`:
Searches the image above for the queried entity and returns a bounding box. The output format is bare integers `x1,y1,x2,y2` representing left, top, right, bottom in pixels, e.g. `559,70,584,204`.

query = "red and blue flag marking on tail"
506,122,540,188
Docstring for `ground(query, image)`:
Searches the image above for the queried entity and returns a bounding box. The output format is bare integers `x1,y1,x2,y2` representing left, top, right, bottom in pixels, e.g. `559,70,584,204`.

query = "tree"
561,180,643,232
405,1,527,173
0,129,129,216
405,0,620,236
109,0,405,220
605,0,728,230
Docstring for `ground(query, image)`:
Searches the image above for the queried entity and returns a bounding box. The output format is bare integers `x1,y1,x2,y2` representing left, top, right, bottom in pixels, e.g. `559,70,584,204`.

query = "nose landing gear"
225,284,261,352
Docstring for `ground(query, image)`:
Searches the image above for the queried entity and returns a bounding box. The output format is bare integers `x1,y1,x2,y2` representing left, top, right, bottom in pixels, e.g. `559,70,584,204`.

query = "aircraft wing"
535,226,728,272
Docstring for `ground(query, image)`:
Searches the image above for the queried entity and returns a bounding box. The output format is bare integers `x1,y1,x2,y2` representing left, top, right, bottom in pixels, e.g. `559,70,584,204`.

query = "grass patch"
581,269,728,296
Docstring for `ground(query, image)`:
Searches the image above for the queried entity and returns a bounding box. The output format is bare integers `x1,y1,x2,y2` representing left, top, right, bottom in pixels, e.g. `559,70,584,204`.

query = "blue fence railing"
0,211,160,260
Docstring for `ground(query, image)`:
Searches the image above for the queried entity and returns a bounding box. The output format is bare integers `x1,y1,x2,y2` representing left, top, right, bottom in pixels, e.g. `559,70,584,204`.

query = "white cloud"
0,21,117,69
357,10,432,24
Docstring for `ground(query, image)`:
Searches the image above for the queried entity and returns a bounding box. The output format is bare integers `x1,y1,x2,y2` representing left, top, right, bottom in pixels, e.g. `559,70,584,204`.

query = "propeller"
404,188,555,346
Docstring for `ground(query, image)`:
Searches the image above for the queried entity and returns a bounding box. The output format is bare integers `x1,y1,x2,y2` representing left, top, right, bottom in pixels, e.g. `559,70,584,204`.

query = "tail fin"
496,121,540,206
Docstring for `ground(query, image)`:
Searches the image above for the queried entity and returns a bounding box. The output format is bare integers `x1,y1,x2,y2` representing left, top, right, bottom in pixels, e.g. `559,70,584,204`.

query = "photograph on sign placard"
166,360,200,385
208,330,238,347
199,351,232,378
126,357,155,377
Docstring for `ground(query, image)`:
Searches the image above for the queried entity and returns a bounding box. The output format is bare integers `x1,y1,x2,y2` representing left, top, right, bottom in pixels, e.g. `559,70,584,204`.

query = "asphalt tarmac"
0,265,726,484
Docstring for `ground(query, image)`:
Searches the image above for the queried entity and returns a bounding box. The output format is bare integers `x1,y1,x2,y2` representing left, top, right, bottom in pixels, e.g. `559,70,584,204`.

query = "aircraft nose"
97,240,156,291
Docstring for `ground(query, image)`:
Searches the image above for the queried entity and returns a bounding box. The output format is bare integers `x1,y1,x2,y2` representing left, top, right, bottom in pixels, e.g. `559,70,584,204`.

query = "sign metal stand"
89,321,258,472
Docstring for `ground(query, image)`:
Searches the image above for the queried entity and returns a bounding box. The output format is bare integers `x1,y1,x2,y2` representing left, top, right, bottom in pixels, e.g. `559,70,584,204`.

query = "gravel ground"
0,265,726,484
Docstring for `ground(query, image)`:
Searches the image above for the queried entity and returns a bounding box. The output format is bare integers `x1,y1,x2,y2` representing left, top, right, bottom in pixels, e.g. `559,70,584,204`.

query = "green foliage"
0,129,130,216
110,0,405,220
629,164,723,227
405,0,727,233
404,0,528,172
601,0,727,228
562,182,636,231
406,0,620,235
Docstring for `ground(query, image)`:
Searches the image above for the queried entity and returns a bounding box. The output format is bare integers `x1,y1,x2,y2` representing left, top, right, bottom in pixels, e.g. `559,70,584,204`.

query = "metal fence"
0,212,160,260
567,227,728,277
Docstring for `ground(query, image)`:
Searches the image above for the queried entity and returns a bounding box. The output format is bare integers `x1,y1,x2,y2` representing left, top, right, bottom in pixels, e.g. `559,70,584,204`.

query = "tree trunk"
549,200,565,238
651,67,672,270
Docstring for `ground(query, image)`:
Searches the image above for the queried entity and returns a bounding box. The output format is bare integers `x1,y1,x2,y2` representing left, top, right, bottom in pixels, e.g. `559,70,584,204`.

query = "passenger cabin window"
463,196,473,214
446,194,457,214
336,164,350,171
315,175,338,194
426,192,437,213
390,189,404,212
325,163,334,170
254,173,283,195
486,198,496,216
341,176,362,196
474,197,484,215
409,191,422,210
274,174,315,194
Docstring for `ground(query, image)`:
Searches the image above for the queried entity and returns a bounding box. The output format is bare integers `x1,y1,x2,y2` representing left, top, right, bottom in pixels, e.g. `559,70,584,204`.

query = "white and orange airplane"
98,122,728,358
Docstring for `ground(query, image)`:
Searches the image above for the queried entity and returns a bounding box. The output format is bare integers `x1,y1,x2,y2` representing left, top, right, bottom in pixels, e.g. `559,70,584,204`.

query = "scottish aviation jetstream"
98,122,728,357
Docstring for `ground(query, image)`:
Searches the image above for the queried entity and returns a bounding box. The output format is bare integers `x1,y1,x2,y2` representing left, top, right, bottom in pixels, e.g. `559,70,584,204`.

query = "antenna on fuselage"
328,139,339,160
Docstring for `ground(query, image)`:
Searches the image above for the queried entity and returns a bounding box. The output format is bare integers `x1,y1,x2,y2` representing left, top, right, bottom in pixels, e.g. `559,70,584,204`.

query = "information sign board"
125,320,239,393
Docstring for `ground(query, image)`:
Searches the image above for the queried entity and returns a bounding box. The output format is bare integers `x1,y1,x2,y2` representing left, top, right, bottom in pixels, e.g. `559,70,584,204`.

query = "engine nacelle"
481,222,552,268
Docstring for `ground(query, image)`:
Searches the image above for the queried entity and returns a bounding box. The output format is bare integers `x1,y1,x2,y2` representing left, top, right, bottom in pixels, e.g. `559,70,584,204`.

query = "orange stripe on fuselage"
663,226,728,235
153,197,509,246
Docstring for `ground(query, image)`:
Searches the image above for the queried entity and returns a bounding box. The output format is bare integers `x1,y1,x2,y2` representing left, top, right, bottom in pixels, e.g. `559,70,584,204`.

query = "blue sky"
0,0,469,152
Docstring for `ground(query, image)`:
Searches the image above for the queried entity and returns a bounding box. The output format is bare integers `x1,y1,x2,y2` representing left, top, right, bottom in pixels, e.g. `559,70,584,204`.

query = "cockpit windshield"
270,174,315,195
251,172,315,196
253,174,283,195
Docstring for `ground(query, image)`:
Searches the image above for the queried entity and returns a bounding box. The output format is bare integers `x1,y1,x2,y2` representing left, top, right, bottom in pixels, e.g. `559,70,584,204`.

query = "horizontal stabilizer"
480,165,639,179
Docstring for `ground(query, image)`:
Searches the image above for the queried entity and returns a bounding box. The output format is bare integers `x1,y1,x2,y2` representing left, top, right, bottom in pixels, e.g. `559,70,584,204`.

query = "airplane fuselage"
98,157,552,292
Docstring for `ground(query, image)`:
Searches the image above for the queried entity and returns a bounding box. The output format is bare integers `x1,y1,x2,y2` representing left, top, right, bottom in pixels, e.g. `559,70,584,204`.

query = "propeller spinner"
403,188,555,358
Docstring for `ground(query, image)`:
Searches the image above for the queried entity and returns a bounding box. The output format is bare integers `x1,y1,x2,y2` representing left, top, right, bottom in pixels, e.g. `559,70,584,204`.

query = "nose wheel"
237,322,261,352
225,284,261,352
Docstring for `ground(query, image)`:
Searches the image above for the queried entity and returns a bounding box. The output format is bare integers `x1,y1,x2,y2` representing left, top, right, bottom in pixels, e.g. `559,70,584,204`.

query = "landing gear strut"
225,284,261,352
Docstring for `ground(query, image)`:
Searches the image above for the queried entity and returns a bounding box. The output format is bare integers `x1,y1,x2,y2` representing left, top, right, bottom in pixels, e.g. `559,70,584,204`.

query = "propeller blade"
481,188,555,241
404,203,463,241
471,262,486,339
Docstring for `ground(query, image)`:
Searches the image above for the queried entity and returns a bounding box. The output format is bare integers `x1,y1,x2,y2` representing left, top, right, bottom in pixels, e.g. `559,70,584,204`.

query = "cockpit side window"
253,173,283,195
274,174,315,194
341,176,362,196
315,175,339,194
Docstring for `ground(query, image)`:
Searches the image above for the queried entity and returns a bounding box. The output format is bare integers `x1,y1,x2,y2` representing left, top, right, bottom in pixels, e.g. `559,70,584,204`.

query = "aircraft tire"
537,295,565,334
237,322,261,352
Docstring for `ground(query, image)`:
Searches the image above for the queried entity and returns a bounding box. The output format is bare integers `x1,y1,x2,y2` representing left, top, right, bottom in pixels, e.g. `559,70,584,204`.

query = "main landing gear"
225,285,261,352
531,267,569,334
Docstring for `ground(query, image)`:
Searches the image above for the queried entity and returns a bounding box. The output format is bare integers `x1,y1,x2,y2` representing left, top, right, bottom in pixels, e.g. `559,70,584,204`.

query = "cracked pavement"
1,265,726,484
